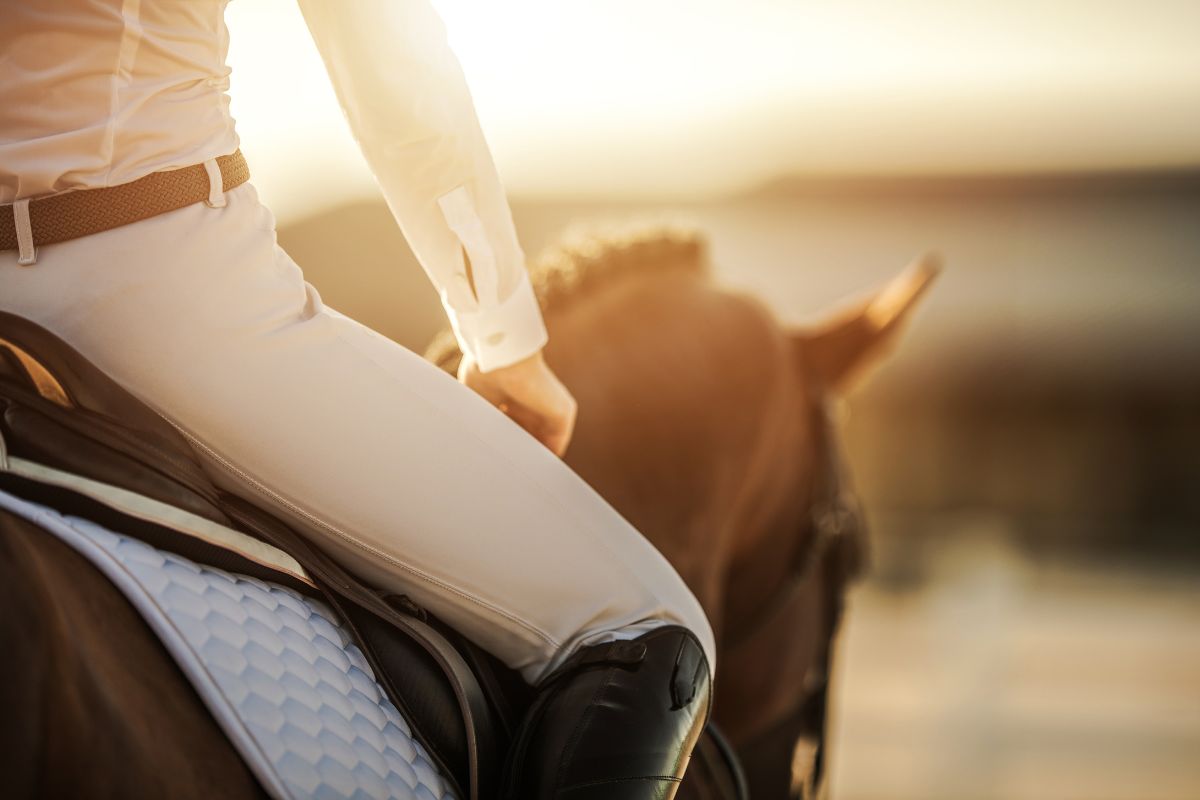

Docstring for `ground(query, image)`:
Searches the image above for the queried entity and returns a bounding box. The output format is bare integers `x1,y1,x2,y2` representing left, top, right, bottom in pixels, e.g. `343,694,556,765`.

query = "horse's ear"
793,252,941,393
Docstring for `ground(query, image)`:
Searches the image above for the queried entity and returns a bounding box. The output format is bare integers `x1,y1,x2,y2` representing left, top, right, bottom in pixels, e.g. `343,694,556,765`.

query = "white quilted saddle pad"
0,487,457,800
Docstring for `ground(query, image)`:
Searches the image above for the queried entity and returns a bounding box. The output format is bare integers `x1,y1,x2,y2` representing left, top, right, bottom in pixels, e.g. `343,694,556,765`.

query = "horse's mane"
526,223,710,316
426,223,711,369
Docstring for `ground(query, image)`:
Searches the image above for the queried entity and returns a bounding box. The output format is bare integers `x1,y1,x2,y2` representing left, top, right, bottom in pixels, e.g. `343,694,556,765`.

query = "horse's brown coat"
0,511,267,800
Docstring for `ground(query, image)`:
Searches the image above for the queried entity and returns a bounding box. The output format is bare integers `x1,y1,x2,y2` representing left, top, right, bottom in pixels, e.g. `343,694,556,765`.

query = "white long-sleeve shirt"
0,0,548,371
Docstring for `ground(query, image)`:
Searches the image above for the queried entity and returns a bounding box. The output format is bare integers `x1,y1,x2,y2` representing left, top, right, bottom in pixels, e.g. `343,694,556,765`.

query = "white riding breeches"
0,182,714,683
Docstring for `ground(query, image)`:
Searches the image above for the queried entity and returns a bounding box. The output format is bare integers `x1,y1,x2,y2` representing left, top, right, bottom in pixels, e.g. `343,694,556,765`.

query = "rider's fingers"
539,402,576,457
507,395,575,456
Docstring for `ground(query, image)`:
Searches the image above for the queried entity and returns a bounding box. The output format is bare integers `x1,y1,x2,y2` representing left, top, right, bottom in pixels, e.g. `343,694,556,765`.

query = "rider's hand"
458,349,577,457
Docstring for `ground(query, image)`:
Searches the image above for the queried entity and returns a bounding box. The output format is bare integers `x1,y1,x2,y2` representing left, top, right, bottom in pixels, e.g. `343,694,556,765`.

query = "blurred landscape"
229,1,1200,796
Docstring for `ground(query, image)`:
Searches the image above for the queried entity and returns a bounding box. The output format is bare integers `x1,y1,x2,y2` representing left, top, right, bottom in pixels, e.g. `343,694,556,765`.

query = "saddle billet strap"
443,626,532,746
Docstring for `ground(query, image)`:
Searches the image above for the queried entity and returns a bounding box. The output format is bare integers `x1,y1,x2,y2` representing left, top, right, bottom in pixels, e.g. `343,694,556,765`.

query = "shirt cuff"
447,271,549,372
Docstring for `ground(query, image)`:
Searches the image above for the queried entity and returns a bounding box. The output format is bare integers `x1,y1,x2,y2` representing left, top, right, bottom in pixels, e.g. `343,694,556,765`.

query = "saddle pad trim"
0,487,292,800
1,454,312,587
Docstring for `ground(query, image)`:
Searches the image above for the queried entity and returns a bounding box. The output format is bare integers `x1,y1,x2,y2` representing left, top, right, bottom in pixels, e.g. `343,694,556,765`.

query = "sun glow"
225,0,1200,221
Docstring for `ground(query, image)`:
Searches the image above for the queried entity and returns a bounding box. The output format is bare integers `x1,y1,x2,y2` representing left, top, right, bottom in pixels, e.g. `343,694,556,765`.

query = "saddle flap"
0,311,191,447
2,401,230,525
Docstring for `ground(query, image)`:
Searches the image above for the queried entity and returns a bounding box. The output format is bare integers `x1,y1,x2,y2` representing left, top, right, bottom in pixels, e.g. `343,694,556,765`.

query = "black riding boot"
503,626,711,800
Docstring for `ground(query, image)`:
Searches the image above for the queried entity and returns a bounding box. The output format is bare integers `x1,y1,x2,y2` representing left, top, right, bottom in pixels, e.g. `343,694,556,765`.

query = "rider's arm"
296,0,548,372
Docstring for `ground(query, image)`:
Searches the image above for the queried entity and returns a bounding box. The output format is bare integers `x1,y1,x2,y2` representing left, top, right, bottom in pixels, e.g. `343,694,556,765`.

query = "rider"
0,0,713,796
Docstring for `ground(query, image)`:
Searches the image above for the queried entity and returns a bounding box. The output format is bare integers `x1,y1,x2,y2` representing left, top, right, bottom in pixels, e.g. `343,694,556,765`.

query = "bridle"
791,376,867,595
723,367,868,798
792,381,867,794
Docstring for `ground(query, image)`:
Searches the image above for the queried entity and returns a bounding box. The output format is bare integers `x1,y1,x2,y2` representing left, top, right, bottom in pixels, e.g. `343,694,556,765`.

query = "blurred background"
225,2,1200,798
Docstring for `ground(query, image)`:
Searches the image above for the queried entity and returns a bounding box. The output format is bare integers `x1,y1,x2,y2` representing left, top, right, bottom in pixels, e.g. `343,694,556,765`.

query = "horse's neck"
718,380,815,635
549,273,803,619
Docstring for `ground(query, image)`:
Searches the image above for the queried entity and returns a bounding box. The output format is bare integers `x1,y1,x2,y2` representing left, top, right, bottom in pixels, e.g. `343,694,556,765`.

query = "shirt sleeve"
295,0,548,372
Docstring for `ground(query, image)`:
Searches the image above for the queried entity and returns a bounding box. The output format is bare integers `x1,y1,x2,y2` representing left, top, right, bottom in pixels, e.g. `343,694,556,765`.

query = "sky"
225,0,1200,220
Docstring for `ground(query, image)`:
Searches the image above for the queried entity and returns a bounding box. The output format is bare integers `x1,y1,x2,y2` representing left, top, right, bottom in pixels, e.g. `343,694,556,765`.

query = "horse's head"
428,225,937,796
426,226,938,624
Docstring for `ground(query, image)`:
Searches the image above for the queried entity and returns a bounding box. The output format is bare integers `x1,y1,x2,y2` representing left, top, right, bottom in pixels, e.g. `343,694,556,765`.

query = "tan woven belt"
1,150,250,257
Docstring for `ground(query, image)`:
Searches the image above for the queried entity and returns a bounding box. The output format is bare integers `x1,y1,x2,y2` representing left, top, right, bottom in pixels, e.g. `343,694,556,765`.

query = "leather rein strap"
0,150,249,252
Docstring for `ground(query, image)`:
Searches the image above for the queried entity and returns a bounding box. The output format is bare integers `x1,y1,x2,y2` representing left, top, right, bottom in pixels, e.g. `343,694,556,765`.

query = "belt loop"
203,158,226,208
13,198,37,265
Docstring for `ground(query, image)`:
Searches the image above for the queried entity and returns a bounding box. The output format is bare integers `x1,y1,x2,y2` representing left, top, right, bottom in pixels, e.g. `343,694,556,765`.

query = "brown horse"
429,225,937,798
0,225,934,800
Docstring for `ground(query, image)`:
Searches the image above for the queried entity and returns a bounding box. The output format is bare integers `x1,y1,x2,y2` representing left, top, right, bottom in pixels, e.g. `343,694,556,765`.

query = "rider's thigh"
0,183,714,683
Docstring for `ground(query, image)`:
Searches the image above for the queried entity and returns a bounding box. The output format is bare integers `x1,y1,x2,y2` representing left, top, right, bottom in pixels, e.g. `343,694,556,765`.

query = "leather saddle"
0,310,514,800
